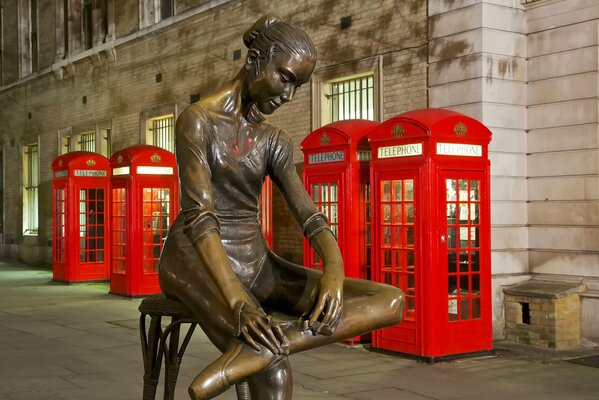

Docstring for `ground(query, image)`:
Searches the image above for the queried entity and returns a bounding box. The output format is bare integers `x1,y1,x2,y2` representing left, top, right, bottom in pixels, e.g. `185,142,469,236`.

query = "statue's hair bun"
243,15,282,48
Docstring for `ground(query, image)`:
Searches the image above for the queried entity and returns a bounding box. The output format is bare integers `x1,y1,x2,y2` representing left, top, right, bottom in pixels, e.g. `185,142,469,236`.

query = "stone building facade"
0,0,597,344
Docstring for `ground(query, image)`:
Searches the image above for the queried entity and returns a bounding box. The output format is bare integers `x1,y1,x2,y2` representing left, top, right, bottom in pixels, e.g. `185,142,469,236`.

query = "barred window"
149,115,175,153
78,131,96,152
23,143,39,235
324,74,374,124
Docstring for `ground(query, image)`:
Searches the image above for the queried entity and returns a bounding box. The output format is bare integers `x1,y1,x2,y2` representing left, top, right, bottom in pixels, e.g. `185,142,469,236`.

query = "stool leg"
141,315,163,400
163,320,181,400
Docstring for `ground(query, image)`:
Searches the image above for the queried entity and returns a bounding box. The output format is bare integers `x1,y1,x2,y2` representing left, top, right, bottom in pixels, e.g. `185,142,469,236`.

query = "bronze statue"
158,15,404,400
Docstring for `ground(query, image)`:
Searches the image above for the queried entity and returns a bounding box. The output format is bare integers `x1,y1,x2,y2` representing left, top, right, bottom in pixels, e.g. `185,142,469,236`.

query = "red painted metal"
368,109,492,359
301,120,379,279
52,152,111,282
301,120,379,343
109,145,179,296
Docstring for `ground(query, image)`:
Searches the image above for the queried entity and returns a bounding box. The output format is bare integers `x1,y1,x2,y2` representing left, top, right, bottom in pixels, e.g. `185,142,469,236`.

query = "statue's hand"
307,266,344,335
234,301,289,355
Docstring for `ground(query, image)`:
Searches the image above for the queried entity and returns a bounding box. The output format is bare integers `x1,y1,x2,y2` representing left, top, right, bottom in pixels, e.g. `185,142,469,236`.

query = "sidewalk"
0,261,597,400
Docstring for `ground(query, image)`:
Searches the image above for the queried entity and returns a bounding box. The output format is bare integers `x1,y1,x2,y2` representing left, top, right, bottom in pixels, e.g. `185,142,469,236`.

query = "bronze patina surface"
158,15,404,400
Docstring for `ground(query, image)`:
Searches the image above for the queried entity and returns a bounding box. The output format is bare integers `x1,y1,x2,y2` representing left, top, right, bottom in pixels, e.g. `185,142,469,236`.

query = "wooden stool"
138,294,251,400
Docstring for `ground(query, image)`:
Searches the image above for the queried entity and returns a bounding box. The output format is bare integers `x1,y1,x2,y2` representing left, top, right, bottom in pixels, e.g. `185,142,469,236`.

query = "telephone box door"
373,170,420,354
304,173,343,270
437,169,491,355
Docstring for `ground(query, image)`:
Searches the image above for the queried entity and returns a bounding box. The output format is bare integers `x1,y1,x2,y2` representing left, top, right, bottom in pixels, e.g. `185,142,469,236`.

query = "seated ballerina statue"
158,14,405,400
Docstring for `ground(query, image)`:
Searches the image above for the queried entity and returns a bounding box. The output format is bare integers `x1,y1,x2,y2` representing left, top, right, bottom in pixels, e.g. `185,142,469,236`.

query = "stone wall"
428,0,528,340
0,0,428,265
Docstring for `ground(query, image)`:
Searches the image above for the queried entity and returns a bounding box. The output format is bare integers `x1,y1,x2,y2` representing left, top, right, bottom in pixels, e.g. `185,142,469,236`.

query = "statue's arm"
267,129,344,332
176,108,285,353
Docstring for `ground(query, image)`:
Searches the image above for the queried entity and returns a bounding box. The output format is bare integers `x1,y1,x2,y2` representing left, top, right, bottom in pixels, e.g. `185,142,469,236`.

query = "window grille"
23,144,39,235
78,131,96,152
327,75,374,123
150,115,175,153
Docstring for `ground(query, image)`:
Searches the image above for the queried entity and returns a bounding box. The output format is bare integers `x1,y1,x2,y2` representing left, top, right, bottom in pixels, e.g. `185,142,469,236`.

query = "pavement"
0,260,598,400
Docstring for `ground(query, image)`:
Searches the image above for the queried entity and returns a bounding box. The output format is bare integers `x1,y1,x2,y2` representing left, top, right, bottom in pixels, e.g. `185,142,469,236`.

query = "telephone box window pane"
382,204,391,223
472,274,480,293
460,275,469,293
459,227,468,247
407,274,415,289
309,181,339,269
471,180,480,200
330,205,338,223
407,251,414,267
407,297,415,313
406,227,414,246
449,275,457,295
460,299,471,320
384,249,391,267
393,181,402,201
383,226,391,245
405,180,414,201
459,204,468,222
393,227,401,246
448,252,457,273
458,180,468,200
393,204,402,224
311,184,320,202
406,204,414,223
330,184,338,202
449,299,458,321
472,297,481,318
471,251,480,271
382,181,391,201
470,204,479,223
392,251,400,271
447,227,456,248
470,227,479,247
447,204,456,224
459,251,469,272
446,179,457,201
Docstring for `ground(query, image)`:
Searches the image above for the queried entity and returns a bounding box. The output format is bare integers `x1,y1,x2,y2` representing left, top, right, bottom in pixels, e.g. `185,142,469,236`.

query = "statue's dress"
158,105,328,344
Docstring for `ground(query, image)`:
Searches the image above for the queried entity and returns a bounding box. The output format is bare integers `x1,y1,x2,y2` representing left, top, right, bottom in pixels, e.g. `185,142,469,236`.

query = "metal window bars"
150,116,175,153
327,75,374,122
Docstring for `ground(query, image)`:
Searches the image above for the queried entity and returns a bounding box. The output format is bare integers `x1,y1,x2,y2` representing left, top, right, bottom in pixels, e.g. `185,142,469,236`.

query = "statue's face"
247,50,315,115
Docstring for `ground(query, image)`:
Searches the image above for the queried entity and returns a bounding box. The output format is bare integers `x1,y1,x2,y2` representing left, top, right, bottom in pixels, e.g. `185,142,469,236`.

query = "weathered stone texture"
0,0,428,264
504,281,584,350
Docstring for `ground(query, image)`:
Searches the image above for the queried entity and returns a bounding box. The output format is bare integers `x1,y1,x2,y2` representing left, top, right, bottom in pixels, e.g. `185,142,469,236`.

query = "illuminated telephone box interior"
368,109,492,360
301,120,379,283
109,145,179,296
52,152,110,283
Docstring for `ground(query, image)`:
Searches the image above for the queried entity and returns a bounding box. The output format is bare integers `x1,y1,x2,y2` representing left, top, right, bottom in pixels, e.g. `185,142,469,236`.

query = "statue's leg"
185,255,404,399
246,357,293,400
159,237,285,399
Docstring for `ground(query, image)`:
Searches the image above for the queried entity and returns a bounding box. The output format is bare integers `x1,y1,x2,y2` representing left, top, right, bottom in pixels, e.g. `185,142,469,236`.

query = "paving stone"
1,263,599,400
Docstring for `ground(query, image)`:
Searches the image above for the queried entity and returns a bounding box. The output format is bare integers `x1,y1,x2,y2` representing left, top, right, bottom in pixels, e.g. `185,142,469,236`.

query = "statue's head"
243,15,317,115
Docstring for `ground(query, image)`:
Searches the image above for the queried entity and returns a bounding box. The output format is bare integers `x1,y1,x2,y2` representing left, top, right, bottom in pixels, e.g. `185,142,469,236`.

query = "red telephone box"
368,109,492,360
301,120,379,280
52,152,110,282
109,145,179,296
